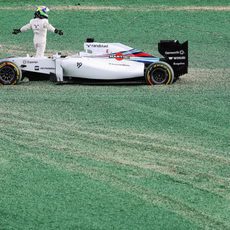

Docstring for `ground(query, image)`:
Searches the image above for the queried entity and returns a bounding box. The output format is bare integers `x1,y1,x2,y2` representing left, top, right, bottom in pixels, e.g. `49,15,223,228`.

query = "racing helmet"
34,6,50,19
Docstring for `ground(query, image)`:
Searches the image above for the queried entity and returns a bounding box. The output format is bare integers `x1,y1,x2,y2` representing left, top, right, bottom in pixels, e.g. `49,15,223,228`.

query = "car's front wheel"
0,61,22,85
145,61,174,85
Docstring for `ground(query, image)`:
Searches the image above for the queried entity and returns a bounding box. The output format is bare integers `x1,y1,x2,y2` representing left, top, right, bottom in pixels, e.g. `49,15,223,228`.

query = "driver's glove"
54,29,64,35
12,29,21,35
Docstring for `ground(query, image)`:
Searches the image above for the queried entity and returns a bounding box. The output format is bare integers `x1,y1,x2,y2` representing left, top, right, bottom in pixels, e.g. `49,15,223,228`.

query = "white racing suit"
20,18,55,57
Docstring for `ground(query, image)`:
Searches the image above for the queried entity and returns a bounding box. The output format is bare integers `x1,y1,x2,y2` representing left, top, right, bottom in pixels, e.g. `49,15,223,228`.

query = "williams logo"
86,44,108,48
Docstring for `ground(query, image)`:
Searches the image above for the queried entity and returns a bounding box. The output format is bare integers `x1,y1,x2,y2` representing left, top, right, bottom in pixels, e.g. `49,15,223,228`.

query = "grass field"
0,0,230,229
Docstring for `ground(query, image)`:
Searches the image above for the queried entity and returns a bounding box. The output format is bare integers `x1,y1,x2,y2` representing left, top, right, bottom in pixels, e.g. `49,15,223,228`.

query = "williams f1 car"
0,39,188,85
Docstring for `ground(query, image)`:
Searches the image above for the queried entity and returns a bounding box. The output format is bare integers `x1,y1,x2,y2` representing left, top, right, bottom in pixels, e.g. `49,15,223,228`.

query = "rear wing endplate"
158,40,188,77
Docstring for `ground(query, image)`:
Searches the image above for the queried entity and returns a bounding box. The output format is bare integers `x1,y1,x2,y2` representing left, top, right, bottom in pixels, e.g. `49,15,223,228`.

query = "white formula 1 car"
0,38,188,85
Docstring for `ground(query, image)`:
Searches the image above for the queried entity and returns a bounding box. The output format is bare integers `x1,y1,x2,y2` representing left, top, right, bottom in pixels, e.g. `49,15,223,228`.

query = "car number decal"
77,62,82,68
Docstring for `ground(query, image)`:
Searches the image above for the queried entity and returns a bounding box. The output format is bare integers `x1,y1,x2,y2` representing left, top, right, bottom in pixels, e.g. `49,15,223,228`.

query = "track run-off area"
0,1,229,229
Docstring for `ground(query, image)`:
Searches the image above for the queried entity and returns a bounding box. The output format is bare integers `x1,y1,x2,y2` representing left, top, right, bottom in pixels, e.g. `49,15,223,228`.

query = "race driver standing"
12,6,63,57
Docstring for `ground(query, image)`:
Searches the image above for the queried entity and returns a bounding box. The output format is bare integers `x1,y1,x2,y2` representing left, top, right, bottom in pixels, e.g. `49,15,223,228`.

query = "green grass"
0,72,229,229
0,0,230,229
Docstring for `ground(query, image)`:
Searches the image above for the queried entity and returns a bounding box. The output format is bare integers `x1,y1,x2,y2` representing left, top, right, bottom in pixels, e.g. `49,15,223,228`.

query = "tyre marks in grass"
1,109,230,228
1,109,229,200
12,147,230,229
1,107,229,163
9,146,230,229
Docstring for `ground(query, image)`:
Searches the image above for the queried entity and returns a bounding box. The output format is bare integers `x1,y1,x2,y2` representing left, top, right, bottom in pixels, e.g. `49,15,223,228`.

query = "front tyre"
0,61,22,85
145,61,174,85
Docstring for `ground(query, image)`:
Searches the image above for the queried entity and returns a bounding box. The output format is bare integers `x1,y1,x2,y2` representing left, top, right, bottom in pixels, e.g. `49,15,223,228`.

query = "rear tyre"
0,61,22,85
145,61,174,85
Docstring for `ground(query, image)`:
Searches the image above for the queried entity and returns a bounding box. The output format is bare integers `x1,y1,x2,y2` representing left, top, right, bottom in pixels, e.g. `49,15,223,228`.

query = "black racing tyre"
0,61,22,85
145,61,174,85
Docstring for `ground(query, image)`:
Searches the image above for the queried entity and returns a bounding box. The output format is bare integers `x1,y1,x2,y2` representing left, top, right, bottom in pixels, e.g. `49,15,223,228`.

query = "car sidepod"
60,57,145,80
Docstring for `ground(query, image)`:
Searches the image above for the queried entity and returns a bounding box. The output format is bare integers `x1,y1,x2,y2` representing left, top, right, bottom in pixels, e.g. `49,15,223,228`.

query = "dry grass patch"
0,5,230,12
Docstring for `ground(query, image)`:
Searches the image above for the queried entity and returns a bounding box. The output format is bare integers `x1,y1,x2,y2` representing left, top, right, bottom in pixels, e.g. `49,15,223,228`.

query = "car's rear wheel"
0,61,22,85
145,61,174,85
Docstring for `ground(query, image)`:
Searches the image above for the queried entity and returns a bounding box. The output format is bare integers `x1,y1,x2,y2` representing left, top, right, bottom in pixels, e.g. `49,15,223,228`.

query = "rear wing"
158,40,188,78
